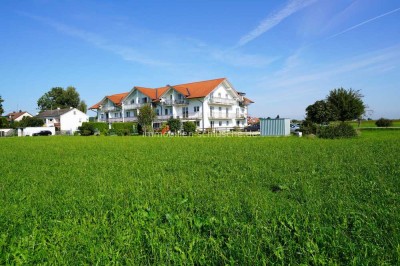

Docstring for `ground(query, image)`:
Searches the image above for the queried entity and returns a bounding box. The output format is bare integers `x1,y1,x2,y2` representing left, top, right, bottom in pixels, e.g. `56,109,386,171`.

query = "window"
126,111,131,117
165,109,169,115
226,121,229,126
226,94,229,98
120,112,122,118
236,121,240,126
114,113,118,118
156,109,160,116
210,106,214,116
182,107,188,118
142,97,148,103
130,99,135,104
195,121,200,126
219,107,222,112
133,110,138,117
210,121,214,128
194,106,200,112
73,111,76,115
219,121,222,126
100,114,104,119
79,118,82,123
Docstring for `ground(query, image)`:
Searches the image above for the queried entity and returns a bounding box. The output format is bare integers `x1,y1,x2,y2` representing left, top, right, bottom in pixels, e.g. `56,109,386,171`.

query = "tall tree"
78,100,87,113
0,95,4,116
137,104,156,134
37,86,86,112
327,88,366,122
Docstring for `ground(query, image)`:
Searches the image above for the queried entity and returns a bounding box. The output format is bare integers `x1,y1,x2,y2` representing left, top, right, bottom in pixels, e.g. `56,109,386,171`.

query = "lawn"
348,119,400,128
1,131,399,264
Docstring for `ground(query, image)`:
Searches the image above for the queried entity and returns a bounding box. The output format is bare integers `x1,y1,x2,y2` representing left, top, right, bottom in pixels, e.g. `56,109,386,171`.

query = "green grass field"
348,119,400,128
1,131,399,264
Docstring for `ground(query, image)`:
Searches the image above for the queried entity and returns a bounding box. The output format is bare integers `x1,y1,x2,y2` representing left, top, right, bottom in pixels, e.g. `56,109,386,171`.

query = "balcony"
162,99,189,106
101,106,120,112
155,112,201,121
208,97,236,105
123,103,144,110
209,113,246,119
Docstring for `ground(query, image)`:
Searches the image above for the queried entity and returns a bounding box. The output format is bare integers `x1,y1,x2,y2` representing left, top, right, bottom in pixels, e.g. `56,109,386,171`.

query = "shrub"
112,122,136,134
0,117,10,128
375,118,393,127
300,120,318,135
78,123,95,136
183,121,196,135
167,118,181,133
317,122,357,139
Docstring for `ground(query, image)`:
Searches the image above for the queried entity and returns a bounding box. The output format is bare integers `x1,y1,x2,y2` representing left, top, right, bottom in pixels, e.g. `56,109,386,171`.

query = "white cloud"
20,12,170,67
327,7,400,40
237,0,318,47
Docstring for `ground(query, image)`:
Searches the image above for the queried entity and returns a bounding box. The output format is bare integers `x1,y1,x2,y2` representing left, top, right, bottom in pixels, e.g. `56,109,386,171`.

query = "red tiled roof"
171,78,226,98
107,92,129,106
89,78,252,109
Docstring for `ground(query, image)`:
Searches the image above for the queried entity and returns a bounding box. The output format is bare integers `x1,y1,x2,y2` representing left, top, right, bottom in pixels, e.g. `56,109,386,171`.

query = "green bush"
375,118,393,127
112,122,136,133
183,121,196,134
300,120,318,135
167,117,181,133
78,123,95,136
317,122,357,139
0,117,10,128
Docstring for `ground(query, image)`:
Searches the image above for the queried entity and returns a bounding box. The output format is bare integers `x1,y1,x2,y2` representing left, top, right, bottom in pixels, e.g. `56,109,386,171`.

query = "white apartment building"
90,78,253,131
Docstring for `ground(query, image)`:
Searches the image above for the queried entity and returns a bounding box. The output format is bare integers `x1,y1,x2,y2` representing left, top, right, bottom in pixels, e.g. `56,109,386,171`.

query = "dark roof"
36,108,74,118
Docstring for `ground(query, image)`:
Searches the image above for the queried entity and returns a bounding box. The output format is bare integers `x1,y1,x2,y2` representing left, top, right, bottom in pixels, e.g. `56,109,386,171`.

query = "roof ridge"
172,77,225,87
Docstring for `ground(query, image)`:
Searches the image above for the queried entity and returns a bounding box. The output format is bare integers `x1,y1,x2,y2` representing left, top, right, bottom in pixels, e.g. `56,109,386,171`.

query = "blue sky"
1,0,399,119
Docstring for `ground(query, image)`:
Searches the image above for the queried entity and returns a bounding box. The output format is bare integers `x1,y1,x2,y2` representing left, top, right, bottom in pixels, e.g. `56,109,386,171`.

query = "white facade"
40,108,89,133
59,108,89,132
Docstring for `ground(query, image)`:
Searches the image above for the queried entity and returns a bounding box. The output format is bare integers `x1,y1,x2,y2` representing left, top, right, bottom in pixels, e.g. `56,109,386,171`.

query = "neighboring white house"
6,111,33,122
89,78,254,131
36,107,88,133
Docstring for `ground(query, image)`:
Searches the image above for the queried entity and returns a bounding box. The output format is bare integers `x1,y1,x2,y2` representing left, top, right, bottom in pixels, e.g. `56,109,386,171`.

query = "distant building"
90,78,254,131
6,111,33,122
36,107,88,133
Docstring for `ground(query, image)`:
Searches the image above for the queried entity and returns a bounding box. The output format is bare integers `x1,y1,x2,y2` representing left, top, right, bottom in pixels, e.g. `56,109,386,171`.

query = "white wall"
60,108,89,132
23,127,56,136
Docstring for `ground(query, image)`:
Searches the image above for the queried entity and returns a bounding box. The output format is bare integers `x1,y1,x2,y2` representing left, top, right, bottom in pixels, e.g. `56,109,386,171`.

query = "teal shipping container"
260,118,290,136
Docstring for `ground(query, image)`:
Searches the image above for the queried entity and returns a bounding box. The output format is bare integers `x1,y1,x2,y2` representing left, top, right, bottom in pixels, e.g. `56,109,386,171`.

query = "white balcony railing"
162,99,189,105
208,97,236,105
123,103,145,110
209,113,246,119
101,106,120,112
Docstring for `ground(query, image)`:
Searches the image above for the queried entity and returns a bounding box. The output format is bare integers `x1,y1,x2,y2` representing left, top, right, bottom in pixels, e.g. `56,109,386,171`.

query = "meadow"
1,131,399,264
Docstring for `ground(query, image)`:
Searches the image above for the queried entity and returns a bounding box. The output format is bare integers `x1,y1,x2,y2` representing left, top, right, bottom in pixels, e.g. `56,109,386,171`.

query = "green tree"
0,117,9,128
137,104,156,134
183,121,196,135
0,95,4,116
17,116,45,127
305,100,336,124
78,100,87,113
167,117,182,133
37,86,86,112
326,88,366,122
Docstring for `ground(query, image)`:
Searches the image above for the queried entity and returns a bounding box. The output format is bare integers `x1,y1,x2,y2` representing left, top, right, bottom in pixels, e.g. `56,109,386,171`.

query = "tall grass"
1,131,399,264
